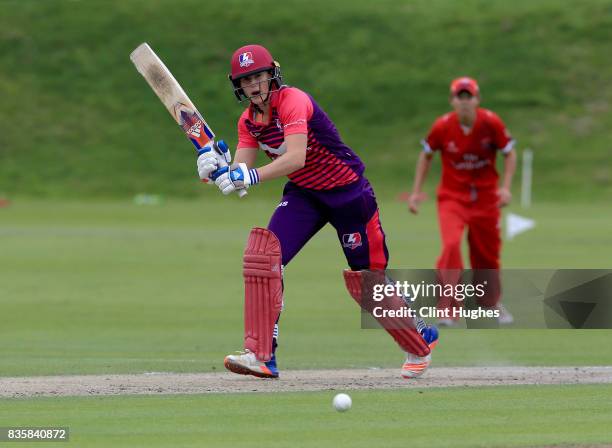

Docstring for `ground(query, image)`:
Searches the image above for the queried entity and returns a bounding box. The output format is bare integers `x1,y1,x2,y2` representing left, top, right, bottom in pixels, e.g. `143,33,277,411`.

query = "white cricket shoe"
401,352,432,379
224,349,279,379
497,304,514,325
401,324,438,379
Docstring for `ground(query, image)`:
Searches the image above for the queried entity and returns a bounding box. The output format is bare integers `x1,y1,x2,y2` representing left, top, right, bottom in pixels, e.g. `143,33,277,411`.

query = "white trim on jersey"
259,141,287,155
420,139,433,154
501,139,516,154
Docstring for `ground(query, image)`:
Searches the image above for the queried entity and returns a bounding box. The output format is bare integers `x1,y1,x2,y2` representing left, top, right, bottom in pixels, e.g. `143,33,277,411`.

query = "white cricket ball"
332,393,352,412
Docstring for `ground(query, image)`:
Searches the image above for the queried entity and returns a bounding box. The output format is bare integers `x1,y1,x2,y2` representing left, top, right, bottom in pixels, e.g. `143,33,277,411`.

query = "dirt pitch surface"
2,366,612,398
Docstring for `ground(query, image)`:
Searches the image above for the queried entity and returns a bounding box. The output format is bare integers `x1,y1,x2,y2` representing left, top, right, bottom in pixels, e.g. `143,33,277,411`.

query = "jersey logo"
342,232,363,250
451,154,491,170
239,52,254,67
446,141,458,153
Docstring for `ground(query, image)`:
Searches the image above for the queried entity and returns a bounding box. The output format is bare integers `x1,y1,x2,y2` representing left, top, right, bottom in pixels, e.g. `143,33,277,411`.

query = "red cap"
450,77,479,96
230,44,276,81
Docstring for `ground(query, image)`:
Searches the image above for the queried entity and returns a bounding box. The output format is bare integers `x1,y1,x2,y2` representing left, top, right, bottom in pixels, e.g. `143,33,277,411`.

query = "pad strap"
344,269,430,357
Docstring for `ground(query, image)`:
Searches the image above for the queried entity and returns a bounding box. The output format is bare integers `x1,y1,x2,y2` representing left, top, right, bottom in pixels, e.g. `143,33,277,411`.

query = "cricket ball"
332,393,352,412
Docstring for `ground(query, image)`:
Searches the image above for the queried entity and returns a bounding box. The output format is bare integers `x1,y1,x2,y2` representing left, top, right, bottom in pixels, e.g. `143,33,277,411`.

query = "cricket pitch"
3,366,612,398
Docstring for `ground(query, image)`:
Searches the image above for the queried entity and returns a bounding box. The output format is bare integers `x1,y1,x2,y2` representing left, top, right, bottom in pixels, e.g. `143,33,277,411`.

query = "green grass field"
1,0,611,200
1,197,612,376
2,386,612,448
1,197,611,446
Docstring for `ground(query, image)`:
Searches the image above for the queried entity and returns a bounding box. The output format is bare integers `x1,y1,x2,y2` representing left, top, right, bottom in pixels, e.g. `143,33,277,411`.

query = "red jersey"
422,108,514,202
237,86,364,190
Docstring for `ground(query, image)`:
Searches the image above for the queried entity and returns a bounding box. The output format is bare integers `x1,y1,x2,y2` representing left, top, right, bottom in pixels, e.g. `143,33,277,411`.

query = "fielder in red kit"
408,77,517,325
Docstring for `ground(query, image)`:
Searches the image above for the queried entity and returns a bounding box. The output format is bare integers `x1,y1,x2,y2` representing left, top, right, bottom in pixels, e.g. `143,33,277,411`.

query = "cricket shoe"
224,349,279,379
481,304,514,325
402,325,438,379
401,352,432,379
497,304,514,325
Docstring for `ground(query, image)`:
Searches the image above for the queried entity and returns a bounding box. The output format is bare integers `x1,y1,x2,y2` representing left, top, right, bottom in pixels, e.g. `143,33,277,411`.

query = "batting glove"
210,163,259,195
196,140,231,182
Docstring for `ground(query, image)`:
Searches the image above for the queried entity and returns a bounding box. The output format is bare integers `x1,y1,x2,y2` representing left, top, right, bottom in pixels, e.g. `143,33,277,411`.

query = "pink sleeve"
488,111,514,153
237,110,258,149
277,88,313,136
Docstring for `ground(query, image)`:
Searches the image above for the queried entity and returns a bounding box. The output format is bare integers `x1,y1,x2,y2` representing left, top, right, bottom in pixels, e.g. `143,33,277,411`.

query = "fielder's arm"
498,148,517,207
408,151,433,214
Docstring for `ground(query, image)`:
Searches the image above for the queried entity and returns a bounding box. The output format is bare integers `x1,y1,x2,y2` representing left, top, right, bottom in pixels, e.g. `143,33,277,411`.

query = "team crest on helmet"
239,52,254,67
342,232,362,250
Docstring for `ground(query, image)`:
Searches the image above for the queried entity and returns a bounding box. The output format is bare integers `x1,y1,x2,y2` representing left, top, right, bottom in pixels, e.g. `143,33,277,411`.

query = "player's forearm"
254,134,307,183
256,150,306,182
501,149,517,190
411,152,432,193
234,148,258,167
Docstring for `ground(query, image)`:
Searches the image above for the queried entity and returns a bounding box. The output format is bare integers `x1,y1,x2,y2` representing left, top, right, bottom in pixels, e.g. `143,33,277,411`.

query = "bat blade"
130,43,248,197
130,42,214,151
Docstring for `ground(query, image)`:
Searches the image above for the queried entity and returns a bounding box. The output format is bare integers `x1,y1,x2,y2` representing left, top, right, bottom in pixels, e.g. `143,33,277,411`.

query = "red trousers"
436,196,501,310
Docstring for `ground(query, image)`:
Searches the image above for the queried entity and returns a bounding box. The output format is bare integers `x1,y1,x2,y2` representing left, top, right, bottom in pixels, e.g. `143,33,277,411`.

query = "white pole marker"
521,148,533,208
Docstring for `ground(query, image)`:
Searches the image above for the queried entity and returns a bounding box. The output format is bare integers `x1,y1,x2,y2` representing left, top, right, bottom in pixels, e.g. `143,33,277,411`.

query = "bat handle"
215,140,248,198
215,140,231,163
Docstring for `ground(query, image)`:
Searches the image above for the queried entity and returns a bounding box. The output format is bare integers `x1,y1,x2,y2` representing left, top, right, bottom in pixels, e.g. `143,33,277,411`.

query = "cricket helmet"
228,44,282,101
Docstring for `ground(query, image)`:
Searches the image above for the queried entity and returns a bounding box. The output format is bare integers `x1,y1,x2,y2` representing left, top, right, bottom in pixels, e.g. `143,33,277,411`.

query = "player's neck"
457,110,476,128
252,102,271,124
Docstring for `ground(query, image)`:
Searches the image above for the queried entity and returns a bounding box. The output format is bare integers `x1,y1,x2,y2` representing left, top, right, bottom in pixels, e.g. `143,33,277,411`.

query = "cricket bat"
130,42,247,197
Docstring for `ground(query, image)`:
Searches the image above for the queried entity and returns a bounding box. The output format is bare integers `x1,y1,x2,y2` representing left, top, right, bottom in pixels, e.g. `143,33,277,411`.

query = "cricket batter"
408,77,516,325
197,44,438,379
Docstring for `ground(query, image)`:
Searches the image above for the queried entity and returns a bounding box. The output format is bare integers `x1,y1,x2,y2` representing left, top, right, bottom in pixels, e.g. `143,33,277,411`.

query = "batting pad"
343,269,430,357
243,228,283,362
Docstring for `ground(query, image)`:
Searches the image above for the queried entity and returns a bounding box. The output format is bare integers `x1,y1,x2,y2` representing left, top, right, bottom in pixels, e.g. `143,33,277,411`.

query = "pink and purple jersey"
237,86,364,190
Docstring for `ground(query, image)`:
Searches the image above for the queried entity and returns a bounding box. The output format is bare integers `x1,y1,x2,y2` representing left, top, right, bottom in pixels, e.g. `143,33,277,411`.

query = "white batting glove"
196,140,232,182
211,163,259,195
